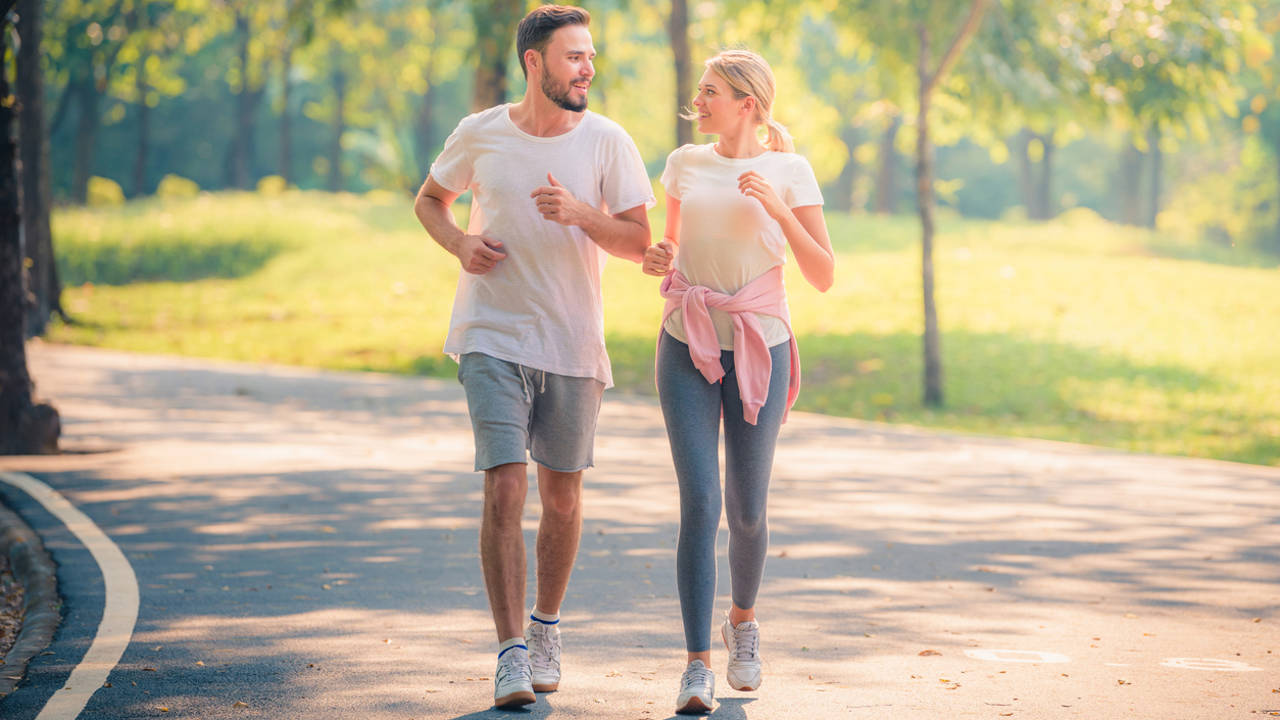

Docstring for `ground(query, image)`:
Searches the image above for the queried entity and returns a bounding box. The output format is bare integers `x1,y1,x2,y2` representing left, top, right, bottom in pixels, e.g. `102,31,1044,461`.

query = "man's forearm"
415,194,465,256
575,206,649,263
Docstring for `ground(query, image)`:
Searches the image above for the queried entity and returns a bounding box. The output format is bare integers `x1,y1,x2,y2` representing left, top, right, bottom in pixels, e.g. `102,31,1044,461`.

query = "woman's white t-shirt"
430,105,655,388
660,143,824,350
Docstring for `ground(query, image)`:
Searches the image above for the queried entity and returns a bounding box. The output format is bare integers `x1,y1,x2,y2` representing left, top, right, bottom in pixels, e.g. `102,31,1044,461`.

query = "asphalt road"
1,343,1277,720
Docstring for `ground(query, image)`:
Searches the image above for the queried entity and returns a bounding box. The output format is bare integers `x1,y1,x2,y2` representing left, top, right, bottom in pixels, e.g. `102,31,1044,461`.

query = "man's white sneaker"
493,646,535,709
525,619,561,692
675,659,716,714
721,617,763,691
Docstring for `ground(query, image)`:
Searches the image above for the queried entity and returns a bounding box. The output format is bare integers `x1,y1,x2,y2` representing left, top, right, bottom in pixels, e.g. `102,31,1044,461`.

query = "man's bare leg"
533,465,583,616
481,462,529,642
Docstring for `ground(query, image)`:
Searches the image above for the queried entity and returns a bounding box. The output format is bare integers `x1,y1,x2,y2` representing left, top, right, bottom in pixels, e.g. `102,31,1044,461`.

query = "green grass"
48,191,1280,466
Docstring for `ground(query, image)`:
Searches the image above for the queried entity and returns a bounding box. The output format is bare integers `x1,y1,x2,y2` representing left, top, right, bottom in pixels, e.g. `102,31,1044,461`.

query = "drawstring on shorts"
518,365,548,404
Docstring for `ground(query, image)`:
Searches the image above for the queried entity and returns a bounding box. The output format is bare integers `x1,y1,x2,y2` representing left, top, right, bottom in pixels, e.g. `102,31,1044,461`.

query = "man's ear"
524,48,542,78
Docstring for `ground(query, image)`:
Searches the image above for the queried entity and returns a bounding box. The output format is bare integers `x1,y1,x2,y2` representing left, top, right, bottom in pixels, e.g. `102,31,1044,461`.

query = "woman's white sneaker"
675,659,716,714
721,617,762,691
493,645,535,708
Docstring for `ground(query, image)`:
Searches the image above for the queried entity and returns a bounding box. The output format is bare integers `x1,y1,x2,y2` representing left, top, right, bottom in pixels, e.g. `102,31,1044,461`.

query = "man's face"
537,24,595,112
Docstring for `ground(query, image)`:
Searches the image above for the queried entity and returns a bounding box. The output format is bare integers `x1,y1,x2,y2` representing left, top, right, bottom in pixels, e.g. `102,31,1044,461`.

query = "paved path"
1,343,1277,720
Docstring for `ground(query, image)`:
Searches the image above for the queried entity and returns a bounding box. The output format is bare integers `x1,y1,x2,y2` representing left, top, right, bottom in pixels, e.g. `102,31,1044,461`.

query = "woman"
642,49,834,714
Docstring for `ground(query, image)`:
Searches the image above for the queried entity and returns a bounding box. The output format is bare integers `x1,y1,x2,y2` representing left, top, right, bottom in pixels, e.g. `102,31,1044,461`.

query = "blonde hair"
686,49,794,153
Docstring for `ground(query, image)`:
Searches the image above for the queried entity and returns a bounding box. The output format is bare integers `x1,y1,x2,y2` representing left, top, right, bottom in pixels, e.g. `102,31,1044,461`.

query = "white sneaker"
493,646,535,709
721,617,762,691
525,619,561,692
675,659,716,714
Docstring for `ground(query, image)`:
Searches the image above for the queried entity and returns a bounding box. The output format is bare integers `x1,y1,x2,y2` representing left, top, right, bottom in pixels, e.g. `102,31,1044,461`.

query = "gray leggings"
657,331,791,653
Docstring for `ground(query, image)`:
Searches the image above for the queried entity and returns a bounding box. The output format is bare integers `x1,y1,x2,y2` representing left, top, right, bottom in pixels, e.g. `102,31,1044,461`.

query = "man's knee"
484,464,528,521
539,468,583,519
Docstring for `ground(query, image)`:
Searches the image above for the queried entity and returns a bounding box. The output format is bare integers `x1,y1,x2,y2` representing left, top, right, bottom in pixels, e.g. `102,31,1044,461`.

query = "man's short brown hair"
516,5,591,79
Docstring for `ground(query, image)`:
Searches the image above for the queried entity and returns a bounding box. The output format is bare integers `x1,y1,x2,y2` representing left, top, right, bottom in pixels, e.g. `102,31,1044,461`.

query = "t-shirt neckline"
503,104,591,143
707,143,773,163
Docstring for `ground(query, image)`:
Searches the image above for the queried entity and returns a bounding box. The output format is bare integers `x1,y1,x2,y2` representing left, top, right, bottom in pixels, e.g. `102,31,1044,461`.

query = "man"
413,4,653,710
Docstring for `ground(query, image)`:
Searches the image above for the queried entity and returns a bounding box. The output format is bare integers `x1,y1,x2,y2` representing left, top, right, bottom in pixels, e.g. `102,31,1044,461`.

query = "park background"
14,0,1280,465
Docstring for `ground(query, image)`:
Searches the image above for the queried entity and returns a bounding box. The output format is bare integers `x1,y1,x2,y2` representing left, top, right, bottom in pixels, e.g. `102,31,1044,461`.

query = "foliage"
46,191,1280,466
155,173,199,198
87,176,125,206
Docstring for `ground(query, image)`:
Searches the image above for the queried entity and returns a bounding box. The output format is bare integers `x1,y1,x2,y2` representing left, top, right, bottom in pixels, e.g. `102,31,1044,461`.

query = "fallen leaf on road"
233,700,249,708
919,650,941,656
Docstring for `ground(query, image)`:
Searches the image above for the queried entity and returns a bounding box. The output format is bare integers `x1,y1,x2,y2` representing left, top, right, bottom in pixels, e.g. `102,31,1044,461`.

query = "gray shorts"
457,352,605,473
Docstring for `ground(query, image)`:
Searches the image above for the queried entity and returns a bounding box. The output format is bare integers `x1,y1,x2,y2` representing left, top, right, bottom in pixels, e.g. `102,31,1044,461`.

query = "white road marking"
1160,658,1262,672
1,471,140,720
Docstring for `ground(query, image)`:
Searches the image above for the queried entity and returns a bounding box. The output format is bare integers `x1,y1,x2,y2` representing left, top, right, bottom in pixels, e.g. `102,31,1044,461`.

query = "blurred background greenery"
23,0,1280,465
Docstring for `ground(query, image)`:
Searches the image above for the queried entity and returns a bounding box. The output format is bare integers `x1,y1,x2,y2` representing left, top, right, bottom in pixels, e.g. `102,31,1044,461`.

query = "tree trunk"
1013,129,1034,217
669,0,692,148
917,24,942,408
875,115,902,215
1145,125,1161,229
471,0,522,112
70,79,99,205
1118,142,1144,225
229,10,254,189
329,62,346,192
414,82,435,190
280,43,293,185
17,0,61,337
0,5,60,454
830,124,862,213
1036,133,1054,220
133,52,151,196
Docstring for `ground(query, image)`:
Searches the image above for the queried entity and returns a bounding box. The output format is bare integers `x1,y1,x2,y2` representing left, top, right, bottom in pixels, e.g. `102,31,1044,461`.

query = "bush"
155,174,200,199
257,175,288,196
1159,136,1278,255
87,177,125,207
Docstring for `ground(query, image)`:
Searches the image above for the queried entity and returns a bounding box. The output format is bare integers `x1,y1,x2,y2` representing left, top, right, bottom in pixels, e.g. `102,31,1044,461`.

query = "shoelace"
681,663,714,690
730,624,759,661
498,653,532,685
528,626,560,673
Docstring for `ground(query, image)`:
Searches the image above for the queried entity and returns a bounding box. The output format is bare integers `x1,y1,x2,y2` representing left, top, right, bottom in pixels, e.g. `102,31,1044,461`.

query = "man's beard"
543,73,587,112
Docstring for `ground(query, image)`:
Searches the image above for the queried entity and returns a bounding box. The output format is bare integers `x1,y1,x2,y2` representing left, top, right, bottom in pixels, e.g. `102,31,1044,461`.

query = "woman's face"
692,68,750,136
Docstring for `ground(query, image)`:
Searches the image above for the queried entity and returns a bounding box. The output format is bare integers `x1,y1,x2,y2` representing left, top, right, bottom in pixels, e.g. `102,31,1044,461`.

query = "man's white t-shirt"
430,105,655,388
660,143,824,350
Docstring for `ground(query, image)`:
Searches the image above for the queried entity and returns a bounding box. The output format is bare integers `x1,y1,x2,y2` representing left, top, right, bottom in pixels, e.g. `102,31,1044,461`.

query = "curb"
0,496,60,698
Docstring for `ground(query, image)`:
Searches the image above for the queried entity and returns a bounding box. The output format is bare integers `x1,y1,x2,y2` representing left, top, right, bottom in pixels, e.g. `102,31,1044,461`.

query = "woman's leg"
657,333,725,658
721,340,791,618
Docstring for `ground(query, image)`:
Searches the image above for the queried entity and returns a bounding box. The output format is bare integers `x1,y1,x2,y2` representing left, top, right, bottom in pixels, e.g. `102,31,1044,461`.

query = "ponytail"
765,118,794,153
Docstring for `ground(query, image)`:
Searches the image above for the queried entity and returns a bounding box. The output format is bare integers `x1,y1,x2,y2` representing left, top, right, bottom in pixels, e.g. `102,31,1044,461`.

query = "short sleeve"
659,146,688,201
787,155,824,208
600,129,657,214
428,118,474,193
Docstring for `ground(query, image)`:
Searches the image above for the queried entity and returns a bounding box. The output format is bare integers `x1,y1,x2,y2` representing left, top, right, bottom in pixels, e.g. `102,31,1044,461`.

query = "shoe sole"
494,689,536,708
675,696,713,714
532,681,559,692
721,623,762,691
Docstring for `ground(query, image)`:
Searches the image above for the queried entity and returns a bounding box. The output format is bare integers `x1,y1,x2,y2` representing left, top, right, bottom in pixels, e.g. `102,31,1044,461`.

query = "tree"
470,0,522,111
1,0,60,454
17,0,62,336
47,0,134,204
668,0,692,148
835,0,990,407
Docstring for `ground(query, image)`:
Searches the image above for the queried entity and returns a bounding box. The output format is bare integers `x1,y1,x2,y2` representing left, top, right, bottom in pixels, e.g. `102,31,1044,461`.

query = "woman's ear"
740,96,756,117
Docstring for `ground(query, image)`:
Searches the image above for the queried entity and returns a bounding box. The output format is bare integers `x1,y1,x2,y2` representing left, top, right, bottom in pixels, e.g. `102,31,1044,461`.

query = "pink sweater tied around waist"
659,266,801,425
